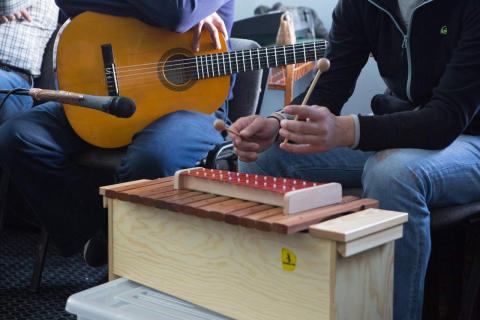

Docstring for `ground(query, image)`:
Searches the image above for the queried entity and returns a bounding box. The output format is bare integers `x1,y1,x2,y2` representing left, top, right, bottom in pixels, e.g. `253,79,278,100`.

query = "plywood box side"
333,242,394,320
111,200,334,320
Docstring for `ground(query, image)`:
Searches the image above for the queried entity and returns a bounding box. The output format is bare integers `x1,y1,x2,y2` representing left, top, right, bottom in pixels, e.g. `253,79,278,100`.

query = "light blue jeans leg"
240,135,480,320
0,69,33,125
362,135,480,320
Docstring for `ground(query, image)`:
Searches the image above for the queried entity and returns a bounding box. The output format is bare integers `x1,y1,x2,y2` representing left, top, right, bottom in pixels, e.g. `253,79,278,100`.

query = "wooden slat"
154,191,203,210
255,196,359,232
100,179,149,196
224,204,275,225
128,184,176,203
142,189,189,207
104,176,173,199
178,196,231,216
209,201,260,221
195,199,245,219
118,180,174,201
240,207,284,229
272,198,379,235
167,193,218,212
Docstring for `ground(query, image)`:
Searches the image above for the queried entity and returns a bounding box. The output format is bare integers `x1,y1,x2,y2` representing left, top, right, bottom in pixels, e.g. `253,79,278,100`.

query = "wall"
233,0,386,116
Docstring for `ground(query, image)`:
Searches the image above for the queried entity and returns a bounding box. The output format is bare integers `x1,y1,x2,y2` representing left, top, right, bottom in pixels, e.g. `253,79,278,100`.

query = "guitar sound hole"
163,54,194,85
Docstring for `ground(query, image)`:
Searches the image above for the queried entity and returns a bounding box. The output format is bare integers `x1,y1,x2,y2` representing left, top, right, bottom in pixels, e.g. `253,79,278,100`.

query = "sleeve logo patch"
282,248,297,272
440,26,447,35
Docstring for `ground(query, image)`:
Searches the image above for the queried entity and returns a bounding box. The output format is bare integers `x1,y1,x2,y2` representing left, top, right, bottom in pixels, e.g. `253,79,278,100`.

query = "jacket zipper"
368,0,433,102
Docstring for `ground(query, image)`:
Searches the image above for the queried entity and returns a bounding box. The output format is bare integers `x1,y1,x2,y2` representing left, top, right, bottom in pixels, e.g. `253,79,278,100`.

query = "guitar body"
56,12,229,148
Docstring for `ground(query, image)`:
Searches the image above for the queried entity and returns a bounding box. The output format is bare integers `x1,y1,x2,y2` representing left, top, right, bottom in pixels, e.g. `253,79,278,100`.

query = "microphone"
28,88,136,118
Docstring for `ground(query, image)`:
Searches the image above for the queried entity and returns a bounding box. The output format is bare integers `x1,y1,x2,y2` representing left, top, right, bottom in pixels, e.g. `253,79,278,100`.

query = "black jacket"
291,0,480,151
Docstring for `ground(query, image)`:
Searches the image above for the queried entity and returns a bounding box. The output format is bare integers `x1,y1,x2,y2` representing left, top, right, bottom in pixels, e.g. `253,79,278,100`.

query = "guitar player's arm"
55,0,234,33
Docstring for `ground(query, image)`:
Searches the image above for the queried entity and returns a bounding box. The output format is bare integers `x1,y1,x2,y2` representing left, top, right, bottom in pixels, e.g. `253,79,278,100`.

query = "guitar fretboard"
192,41,326,80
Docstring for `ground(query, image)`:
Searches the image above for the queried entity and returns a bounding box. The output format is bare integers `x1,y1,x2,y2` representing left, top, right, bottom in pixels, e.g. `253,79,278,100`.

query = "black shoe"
84,230,108,267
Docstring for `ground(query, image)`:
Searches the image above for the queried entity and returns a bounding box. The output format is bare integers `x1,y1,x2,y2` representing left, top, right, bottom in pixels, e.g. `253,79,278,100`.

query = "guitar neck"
193,40,327,80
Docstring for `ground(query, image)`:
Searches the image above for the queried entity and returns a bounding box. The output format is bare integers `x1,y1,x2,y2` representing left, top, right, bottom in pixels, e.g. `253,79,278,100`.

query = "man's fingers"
20,9,32,22
279,129,317,144
279,143,316,154
204,22,221,50
14,12,21,19
235,148,258,163
5,14,15,21
239,117,268,138
0,16,8,24
231,137,259,152
192,21,203,52
213,19,228,41
281,119,319,135
284,105,325,121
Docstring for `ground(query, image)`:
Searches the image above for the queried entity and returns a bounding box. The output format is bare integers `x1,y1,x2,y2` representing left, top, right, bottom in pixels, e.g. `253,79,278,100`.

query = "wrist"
267,115,282,142
336,116,355,148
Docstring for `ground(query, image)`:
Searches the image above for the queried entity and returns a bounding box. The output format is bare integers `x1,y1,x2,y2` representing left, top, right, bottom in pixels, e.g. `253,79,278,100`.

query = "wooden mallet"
213,119,249,141
282,58,330,145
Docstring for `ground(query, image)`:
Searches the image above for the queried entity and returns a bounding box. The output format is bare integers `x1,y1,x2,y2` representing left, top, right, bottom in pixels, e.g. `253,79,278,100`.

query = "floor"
0,225,107,319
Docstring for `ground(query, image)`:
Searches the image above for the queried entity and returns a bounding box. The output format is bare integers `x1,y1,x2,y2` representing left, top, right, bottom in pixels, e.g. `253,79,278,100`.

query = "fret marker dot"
264,182,267,186
293,187,296,191
187,170,191,174
202,168,205,171
313,183,317,186
255,181,258,185
264,177,267,180
196,172,199,175
229,177,232,180
246,174,249,178
283,186,286,190
293,180,297,184
255,175,258,179
204,173,207,176
274,184,276,188
303,182,306,186
212,174,215,178
283,179,287,183
246,180,249,183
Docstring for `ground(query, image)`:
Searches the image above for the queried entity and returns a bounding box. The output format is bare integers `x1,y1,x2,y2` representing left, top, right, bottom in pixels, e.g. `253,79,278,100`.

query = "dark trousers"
0,101,227,255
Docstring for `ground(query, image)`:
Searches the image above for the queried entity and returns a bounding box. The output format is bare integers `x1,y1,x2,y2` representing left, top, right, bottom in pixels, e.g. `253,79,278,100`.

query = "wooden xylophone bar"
103,177,379,234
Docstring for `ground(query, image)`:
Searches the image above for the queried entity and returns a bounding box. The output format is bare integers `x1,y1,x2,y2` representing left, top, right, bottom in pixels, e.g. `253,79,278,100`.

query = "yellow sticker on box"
282,248,296,271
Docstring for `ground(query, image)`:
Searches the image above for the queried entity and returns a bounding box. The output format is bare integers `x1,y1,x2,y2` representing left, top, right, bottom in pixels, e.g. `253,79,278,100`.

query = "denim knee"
117,146,178,181
362,149,425,206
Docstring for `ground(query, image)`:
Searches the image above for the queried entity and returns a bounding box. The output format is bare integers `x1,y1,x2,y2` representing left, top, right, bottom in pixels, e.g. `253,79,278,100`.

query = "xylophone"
101,169,408,320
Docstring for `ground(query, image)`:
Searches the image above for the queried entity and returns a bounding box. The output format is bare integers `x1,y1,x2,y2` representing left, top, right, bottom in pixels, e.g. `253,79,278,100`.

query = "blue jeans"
0,69,33,125
0,101,227,255
239,135,480,320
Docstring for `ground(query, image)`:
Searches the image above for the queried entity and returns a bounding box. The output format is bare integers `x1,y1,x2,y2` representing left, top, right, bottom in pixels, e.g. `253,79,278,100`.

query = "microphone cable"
0,88,29,110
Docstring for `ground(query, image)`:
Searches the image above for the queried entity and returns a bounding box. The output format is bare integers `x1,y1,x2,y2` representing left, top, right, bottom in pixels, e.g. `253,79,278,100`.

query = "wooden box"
101,177,407,320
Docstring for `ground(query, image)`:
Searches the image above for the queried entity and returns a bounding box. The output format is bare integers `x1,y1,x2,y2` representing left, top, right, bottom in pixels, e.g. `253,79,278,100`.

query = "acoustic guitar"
55,12,327,148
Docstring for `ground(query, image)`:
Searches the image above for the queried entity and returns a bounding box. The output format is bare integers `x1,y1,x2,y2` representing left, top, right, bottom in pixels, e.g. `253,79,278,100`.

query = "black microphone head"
110,96,137,118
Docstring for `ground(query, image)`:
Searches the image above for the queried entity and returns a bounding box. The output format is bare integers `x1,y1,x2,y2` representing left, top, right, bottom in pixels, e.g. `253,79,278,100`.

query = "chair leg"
460,226,480,320
29,228,49,292
0,170,10,235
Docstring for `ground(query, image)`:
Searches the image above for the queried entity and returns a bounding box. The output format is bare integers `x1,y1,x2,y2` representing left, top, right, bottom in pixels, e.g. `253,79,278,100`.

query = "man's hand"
0,9,32,24
279,105,355,154
229,115,280,162
192,12,228,52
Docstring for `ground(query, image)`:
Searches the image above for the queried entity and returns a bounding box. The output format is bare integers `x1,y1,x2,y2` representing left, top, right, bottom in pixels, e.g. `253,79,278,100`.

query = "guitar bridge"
101,44,119,96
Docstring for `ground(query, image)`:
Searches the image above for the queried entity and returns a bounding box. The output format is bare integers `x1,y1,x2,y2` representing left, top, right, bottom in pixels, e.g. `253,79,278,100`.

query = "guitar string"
114,48,327,80
115,51,321,83
114,42,326,72
114,45,327,77
116,50,326,80
116,52,322,88
114,47,327,79
116,52,322,89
